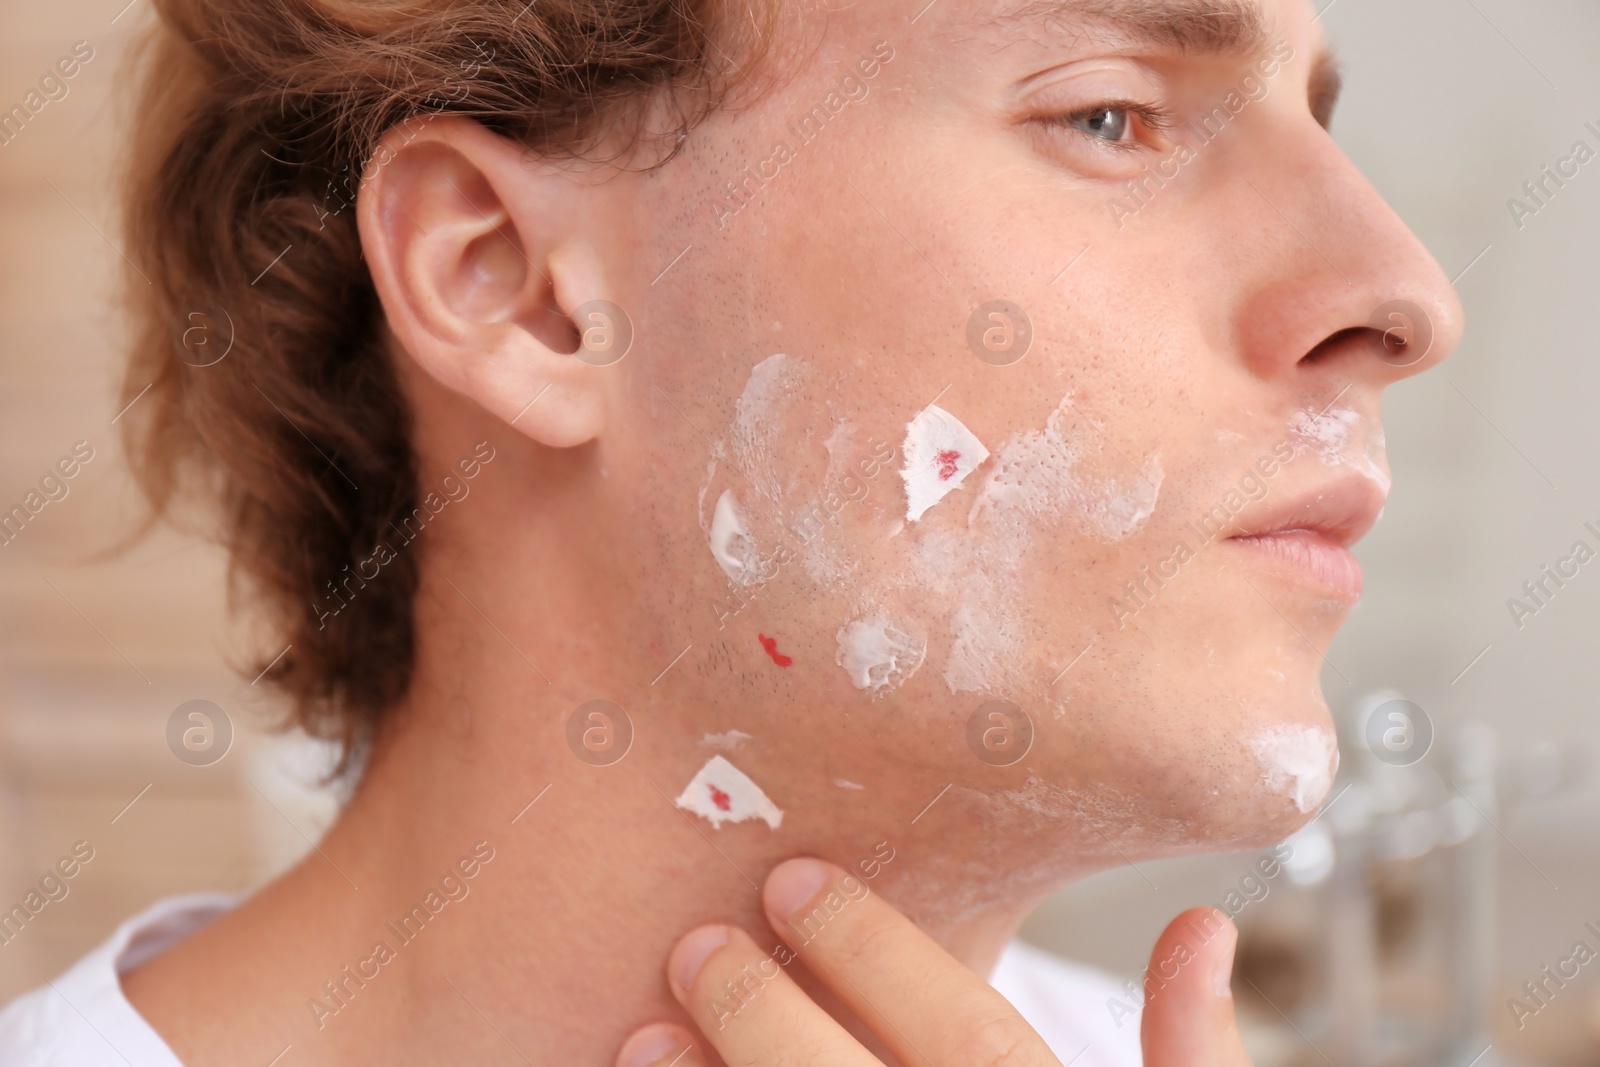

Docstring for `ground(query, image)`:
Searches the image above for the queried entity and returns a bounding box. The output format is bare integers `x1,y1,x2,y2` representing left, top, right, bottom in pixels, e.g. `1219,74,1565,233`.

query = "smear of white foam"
970,395,1161,542
800,535,849,590
1290,406,1356,459
1091,452,1163,541
1249,724,1337,813
794,418,857,589
701,729,753,751
835,616,926,694
973,775,1188,844
901,404,990,521
696,457,718,531
1360,437,1392,494
675,755,783,830
729,353,799,502
709,490,758,585
822,418,856,482
941,597,1025,696
1289,406,1391,493
892,394,1163,696
834,778,865,790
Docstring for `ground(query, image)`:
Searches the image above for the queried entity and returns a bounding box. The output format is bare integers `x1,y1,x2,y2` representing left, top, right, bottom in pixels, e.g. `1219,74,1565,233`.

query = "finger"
763,857,1058,1067
665,922,880,1067
1139,907,1252,1067
615,1023,707,1067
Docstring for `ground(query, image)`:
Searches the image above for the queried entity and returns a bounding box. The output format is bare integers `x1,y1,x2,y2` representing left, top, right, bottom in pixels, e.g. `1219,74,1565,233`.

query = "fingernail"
670,925,729,995
1211,914,1238,998
765,857,832,923
617,1024,692,1067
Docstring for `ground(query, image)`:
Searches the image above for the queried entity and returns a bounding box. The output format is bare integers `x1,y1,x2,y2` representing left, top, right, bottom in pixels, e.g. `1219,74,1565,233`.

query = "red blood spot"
709,783,732,811
758,633,793,667
936,449,961,480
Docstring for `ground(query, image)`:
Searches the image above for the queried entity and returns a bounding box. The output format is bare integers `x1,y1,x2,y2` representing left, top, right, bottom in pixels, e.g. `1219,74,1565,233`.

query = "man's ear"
357,116,631,448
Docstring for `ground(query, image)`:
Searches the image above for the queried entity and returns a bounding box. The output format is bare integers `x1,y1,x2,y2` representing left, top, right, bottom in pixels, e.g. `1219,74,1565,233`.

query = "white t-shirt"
0,895,1142,1066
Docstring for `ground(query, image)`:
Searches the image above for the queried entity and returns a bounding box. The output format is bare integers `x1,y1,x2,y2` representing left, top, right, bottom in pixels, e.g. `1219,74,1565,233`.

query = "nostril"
1298,301,1438,368
1299,325,1366,365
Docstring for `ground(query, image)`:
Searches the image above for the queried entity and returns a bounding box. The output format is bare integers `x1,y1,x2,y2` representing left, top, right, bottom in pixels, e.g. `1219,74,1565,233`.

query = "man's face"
591,0,1460,862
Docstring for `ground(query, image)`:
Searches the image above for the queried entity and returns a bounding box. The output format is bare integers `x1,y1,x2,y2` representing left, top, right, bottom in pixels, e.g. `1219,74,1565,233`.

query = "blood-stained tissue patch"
675,756,784,829
901,404,990,521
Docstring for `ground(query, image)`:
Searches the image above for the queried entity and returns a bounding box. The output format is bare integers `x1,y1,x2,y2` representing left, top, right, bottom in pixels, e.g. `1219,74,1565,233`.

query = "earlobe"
356,116,622,449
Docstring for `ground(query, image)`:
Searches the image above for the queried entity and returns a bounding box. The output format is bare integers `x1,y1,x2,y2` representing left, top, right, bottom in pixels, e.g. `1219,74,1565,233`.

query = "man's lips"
1226,530,1367,599
1227,475,1387,549
1222,476,1388,599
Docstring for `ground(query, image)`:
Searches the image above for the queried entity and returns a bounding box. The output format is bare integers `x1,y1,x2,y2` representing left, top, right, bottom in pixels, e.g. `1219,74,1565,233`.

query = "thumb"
1139,907,1252,1066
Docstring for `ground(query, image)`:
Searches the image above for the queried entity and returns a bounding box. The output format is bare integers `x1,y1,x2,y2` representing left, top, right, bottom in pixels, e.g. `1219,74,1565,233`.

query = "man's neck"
124,673,1084,1066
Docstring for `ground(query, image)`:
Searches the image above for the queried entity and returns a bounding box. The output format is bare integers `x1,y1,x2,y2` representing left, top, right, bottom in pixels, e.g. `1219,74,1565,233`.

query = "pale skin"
121,0,1463,1063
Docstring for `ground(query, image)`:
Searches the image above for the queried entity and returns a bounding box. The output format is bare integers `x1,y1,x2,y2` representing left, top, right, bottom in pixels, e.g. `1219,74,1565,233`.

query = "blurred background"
1,0,1597,1064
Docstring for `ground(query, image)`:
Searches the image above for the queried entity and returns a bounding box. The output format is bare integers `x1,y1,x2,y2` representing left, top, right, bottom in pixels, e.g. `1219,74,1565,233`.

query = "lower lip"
1225,529,1363,600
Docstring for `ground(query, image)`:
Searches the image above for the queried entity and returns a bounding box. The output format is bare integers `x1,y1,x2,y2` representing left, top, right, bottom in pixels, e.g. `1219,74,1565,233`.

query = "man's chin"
1158,743,1340,858
1198,791,1328,853
1094,724,1339,860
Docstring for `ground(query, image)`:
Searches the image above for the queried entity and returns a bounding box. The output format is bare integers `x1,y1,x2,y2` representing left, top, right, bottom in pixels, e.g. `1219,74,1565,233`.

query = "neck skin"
122,417,1112,1067
124,589,1083,1065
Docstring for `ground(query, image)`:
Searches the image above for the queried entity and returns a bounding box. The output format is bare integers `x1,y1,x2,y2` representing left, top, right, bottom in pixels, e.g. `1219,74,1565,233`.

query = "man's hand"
614,857,1253,1067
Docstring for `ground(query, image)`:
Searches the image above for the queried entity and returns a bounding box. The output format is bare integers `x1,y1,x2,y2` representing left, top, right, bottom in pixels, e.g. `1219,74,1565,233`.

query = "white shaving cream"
799,419,859,588
901,404,990,521
835,616,926,694
1290,406,1356,459
1248,724,1337,813
971,395,1161,541
940,596,1025,696
728,353,799,502
1289,406,1391,493
675,755,784,830
899,394,1161,697
709,490,758,584
701,729,753,751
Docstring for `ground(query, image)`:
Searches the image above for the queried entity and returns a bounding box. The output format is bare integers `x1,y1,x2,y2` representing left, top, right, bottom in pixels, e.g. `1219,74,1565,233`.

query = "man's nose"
1227,119,1465,384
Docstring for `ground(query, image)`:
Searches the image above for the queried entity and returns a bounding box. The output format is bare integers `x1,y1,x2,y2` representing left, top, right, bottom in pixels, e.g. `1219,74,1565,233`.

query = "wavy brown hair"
117,0,770,773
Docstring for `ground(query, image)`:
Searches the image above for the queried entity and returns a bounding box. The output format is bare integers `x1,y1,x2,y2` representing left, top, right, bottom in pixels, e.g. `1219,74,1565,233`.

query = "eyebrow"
993,0,1271,57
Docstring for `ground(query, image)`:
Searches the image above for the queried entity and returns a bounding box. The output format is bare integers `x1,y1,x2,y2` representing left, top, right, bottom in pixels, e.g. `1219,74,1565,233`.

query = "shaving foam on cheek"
709,490,758,584
941,599,1022,696
701,729,752,751
1248,724,1337,813
802,419,856,586
674,755,784,829
835,616,926,694
901,394,1161,698
901,404,990,521
970,395,1161,541
729,353,800,502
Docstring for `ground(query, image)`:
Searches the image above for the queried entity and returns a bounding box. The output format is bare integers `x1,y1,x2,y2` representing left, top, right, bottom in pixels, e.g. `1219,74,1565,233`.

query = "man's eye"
1071,106,1132,142
1046,102,1173,151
